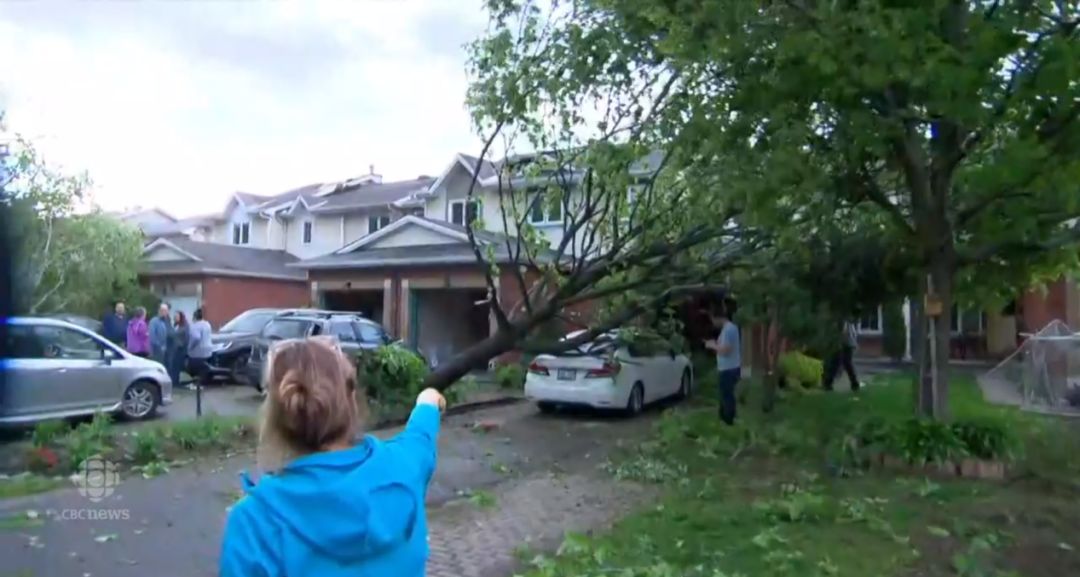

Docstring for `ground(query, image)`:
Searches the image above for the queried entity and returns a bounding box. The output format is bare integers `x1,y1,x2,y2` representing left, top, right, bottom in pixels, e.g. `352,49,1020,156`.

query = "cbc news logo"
72,456,120,503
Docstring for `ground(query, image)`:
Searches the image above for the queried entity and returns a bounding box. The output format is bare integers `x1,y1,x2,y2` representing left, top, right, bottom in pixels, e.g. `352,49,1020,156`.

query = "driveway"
0,401,665,577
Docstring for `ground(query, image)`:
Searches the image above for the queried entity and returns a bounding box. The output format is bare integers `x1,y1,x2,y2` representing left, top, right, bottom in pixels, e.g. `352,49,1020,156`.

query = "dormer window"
232,222,250,245
302,220,313,244
450,199,480,227
368,215,391,234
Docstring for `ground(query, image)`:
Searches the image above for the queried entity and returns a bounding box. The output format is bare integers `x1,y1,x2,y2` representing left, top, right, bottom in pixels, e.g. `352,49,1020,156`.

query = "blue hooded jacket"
220,403,440,577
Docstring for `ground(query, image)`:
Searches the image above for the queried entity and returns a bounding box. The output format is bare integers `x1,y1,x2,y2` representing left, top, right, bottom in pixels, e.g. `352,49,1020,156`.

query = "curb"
371,396,525,431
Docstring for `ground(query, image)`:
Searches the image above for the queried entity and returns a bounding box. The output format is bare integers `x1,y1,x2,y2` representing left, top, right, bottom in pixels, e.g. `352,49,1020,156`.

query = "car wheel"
625,383,644,416
121,380,160,421
537,401,557,414
231,356,249,386
678,370,693,400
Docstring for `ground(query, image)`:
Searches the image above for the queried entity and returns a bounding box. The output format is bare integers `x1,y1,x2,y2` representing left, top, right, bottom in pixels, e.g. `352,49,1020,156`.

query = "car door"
0,324,68,421
33,325,125,413
328,320,362,357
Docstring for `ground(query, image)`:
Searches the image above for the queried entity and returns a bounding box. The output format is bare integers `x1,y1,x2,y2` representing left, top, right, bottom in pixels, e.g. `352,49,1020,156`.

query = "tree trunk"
915,252,954,419
423,329,518,392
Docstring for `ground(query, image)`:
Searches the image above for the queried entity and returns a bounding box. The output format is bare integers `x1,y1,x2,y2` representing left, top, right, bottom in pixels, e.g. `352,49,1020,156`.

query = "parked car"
244,310,394,392
524,330,693,416
206,308,293,384
46,314,103,335
0,317,173,425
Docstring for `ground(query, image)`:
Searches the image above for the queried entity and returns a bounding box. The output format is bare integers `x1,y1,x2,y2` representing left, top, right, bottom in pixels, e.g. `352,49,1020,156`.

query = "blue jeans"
718,367,741,425
168,349,186,387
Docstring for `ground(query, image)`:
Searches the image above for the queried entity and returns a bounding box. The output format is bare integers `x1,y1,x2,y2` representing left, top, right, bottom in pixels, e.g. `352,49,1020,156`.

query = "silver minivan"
1,317,173,424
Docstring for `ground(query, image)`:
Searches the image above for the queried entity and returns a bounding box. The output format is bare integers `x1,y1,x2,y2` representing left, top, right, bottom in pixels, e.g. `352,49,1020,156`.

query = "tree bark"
422,328,519,392
915,250,955,419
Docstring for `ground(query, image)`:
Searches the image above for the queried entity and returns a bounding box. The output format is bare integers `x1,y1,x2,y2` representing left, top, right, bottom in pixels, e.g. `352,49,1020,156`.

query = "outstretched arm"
387,388,445,482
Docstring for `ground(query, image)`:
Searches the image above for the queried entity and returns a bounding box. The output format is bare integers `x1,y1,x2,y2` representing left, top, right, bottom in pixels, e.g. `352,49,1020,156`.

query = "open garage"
321,287,384,322
410,287,490,367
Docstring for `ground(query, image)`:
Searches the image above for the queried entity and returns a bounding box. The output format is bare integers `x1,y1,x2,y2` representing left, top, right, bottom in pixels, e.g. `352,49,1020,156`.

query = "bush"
888,418,968,465
952,419,1013,460
63,412,114,470
358,345,429,407
778,351,823,388
31,420,70,448
168,418,225,451
495,363,525,389
130,430,164,464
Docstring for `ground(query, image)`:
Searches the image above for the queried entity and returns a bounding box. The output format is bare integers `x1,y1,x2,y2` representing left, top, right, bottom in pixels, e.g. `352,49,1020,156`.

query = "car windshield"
561,330,617,356
221,311,277,333
261,319,312,341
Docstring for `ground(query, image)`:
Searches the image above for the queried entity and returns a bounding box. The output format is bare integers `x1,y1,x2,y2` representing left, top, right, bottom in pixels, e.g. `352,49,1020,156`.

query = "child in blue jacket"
220,337,445,577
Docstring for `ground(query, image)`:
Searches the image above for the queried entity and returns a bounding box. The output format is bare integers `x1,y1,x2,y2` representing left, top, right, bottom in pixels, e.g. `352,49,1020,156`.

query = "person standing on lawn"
823,320,861,392
101,301,128,346
220,337,446,577
148,303,173,366
187,308,214,389
704,297,741,425
169,311,189,388
126,307,150,357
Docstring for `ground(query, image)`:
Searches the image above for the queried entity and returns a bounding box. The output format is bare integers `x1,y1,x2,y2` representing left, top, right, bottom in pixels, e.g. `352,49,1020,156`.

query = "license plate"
557,369,576,380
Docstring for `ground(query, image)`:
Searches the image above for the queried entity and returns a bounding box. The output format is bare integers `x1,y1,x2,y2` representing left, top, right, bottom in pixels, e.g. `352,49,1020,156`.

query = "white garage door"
164,296,200,323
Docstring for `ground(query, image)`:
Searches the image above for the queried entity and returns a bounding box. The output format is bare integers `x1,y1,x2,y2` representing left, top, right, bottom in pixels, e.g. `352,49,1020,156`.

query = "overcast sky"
0,0,488,217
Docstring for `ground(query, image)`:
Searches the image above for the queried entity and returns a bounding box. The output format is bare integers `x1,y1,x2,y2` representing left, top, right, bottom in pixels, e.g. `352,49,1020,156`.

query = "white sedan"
524,331,693,415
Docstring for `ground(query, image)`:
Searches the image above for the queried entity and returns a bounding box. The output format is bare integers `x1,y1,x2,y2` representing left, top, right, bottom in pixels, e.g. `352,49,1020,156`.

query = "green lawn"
522,372,1080,577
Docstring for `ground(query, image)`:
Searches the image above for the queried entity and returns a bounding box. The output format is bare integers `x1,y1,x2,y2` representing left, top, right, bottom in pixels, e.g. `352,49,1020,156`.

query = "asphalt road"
0,401,663,577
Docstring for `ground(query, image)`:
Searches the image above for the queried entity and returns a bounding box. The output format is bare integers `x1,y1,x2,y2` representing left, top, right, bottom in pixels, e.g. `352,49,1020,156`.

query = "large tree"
1,131,145,317
473,0,1080,417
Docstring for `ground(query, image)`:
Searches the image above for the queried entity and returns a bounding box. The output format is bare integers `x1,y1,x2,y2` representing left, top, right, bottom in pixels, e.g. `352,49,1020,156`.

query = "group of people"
100,301,215,388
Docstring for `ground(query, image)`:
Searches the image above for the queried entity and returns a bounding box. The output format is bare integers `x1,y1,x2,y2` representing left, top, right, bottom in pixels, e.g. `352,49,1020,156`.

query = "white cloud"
0,0,488,216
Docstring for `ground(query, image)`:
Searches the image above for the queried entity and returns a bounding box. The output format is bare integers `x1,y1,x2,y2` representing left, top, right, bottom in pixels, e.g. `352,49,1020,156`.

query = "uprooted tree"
461,0,1080,418
420,7,767,391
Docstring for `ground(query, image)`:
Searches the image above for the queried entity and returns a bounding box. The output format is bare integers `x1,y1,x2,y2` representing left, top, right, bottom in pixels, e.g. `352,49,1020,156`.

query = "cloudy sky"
0,0,488,217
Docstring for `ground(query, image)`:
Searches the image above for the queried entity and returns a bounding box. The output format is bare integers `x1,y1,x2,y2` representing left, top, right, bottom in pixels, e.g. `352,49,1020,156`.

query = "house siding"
283,206,341,259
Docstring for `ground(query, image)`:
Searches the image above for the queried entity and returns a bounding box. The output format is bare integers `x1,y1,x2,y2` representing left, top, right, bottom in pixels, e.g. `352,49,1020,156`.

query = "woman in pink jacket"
126,307,150,358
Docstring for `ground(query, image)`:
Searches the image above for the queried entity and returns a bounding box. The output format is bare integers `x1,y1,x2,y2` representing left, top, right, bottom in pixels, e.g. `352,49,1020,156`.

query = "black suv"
207,308,293,384
245,310,392,392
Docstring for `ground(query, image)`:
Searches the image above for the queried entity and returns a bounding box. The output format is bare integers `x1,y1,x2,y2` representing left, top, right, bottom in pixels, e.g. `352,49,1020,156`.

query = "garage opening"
321,289,384,323
413,288,490,367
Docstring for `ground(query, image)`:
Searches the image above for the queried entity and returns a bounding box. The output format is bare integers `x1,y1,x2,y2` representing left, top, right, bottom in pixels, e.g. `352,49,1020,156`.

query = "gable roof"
296,215,556,270
310,176,434,213
141,237,306,281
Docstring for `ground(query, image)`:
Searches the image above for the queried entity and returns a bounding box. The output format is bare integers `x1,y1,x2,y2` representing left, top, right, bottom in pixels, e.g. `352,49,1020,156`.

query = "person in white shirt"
823,320,861,392
704,297,741,425
187,308,215,389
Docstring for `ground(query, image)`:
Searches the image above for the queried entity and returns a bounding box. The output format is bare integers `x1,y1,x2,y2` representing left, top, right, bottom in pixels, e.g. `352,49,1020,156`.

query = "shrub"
25,446,61,474
358,346,429,407
495,363,526,389
778,351,823,388
168,418,226,451
889,418,968,465
63,412,115,470
130,430,164,464
952,419,1013,461
31,420,70,448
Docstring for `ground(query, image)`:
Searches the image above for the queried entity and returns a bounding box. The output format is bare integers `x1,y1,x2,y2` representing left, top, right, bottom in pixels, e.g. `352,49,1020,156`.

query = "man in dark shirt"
101,301,128,346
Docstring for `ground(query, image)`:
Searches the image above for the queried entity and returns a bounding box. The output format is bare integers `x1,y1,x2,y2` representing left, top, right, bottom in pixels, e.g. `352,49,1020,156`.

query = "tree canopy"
470,0,1080,417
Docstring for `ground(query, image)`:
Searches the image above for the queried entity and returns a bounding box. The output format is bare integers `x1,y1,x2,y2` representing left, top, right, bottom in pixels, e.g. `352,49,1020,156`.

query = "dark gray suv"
244,310,392,392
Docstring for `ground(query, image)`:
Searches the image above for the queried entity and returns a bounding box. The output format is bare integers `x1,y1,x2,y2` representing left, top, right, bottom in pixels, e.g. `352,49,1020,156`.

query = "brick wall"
200,276,310,328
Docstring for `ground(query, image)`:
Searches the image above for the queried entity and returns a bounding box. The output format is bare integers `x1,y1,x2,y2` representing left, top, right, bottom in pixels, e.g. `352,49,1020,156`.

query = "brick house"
853,278,1080,361
139,237,309,328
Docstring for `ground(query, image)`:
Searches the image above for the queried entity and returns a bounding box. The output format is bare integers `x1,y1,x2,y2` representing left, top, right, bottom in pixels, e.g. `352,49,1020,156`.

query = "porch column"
902,297,912,361
310,281,320,308
399,279,411,345
382,278,394,336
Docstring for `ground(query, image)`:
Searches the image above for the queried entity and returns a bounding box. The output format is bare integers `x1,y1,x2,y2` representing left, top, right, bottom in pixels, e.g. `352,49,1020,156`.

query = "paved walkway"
0,402,662,577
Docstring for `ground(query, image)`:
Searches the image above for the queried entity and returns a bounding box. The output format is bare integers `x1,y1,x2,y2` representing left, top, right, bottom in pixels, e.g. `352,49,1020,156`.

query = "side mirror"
102,349,119,365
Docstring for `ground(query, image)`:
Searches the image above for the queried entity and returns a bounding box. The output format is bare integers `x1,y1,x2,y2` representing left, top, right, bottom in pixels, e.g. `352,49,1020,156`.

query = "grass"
521,371,1080,577
0,474,65,500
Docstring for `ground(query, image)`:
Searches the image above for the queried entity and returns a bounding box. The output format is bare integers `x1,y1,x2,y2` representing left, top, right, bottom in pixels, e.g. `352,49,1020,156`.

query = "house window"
368,215,391,234
302,220,313,244
951,305,986,335
528,193,563,224
857,306,882,333
231,222,250,245
450,199,480,227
